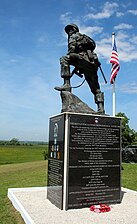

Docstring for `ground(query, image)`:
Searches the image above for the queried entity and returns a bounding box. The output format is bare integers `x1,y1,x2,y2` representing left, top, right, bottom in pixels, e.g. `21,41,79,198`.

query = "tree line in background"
0,138,47,146
0,112,137,148
116,112,137,147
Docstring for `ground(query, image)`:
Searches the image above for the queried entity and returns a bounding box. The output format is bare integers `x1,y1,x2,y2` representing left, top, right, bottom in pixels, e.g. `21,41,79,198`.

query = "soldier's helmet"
65,24,79,34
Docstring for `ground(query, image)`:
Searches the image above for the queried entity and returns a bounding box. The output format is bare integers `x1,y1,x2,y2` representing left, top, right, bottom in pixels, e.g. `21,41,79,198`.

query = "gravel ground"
9,187,137,224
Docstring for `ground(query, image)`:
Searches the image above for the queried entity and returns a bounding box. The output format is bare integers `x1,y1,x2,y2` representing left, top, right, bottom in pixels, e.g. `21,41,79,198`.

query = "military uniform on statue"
55,24,105,114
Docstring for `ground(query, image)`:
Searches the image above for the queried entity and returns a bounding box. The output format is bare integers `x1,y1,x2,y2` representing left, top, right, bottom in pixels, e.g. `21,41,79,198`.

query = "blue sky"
0,0,137,141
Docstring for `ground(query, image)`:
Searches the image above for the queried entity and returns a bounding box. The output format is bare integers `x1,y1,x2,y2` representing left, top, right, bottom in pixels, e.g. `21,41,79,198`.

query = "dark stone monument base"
61,91,97,114
47,112,122,210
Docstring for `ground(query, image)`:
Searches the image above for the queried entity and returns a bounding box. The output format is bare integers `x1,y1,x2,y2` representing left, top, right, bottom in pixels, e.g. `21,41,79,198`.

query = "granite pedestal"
47,112,122,210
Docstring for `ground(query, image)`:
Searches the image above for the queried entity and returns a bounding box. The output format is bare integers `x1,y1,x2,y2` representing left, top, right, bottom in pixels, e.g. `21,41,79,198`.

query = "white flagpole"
112,32,116,117
112,78,116,116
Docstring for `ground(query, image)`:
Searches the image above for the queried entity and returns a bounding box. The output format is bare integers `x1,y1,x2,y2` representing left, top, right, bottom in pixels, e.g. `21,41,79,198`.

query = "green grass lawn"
122,163,137,191
0,145,137,223
0,160,48,224
0,145,48,224
0,145,48,165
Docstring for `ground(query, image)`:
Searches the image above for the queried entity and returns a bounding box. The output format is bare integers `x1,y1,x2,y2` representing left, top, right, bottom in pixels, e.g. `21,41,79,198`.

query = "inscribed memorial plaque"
68,114,121,209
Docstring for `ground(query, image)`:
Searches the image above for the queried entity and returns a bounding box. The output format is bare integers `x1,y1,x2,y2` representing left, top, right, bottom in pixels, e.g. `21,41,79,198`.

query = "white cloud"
96,37,112,61
114,23,133,30
116,12,125,17
128,10,137,15
120,83,137,94
80,26,103,37
117,32,137,62
85,1,119,20
60,12,72,25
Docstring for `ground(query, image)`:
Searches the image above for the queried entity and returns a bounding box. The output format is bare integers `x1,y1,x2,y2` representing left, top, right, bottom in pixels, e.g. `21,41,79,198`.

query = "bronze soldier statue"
55,24,105,114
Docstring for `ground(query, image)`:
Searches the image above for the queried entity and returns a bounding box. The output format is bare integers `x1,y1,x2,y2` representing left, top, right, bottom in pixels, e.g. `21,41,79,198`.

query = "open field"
0,145,137,223
0,145,48,165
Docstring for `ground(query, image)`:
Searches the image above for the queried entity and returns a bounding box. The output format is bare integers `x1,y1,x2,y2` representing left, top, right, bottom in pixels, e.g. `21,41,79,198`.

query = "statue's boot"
94,92,105,114
54,84,71,92
54,78,71,92
55,63,71,92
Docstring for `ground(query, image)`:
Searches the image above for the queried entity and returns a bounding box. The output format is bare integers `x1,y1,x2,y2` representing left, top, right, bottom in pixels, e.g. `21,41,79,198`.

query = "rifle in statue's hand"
70,67,83,78
71,64,107,84
98,64,107,84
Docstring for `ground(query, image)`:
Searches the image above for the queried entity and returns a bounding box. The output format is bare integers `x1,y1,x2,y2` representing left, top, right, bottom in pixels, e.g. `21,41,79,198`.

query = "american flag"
110,36,120,84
